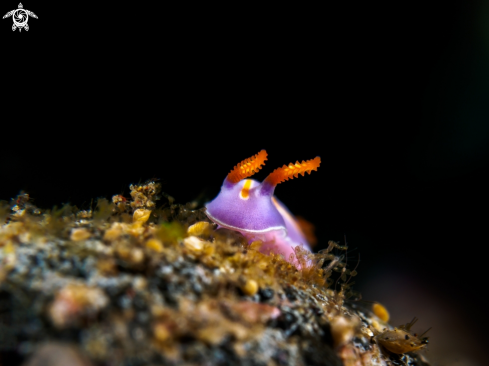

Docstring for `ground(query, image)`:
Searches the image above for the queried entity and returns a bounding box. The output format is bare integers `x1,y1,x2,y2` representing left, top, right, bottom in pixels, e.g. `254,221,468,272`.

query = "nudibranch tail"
226,150,268,184
263,156,321,187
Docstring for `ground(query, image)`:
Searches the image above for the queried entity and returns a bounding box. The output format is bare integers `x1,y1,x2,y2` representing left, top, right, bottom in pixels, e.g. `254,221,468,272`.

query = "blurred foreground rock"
0,187,431,365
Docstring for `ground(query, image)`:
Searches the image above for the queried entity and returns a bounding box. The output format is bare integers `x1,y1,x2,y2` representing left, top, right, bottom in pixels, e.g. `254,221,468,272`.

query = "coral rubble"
0,184,430,366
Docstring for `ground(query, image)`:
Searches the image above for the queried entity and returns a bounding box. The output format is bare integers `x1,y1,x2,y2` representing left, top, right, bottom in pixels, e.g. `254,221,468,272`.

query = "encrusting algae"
0,182,430,366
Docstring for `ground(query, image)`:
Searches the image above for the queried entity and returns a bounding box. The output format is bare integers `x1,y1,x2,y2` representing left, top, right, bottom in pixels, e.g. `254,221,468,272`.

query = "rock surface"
0,186,431,366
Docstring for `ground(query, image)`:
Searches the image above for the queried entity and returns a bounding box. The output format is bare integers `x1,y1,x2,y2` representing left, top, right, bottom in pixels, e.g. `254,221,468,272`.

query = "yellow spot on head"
240,179,253,199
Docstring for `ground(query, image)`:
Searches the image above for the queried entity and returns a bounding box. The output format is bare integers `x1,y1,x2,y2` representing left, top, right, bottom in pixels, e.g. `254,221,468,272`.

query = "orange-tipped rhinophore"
264,157,321,186
227,150,268,184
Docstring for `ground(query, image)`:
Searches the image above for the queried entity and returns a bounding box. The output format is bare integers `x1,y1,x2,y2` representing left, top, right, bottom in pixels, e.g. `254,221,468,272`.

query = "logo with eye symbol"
3,3,37,32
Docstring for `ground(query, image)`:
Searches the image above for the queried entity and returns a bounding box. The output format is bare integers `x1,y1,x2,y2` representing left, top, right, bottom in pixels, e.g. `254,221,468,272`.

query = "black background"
1,1,488,364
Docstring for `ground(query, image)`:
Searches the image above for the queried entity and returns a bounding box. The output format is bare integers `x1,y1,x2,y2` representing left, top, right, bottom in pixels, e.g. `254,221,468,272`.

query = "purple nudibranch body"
204,150,320,268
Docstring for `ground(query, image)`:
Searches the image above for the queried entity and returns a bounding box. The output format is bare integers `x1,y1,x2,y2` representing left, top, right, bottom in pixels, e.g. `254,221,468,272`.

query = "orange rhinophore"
226,150,268,183
264,157,321,186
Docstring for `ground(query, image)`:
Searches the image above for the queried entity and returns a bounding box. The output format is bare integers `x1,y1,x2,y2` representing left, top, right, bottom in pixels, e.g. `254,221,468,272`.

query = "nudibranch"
205,150,320,268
